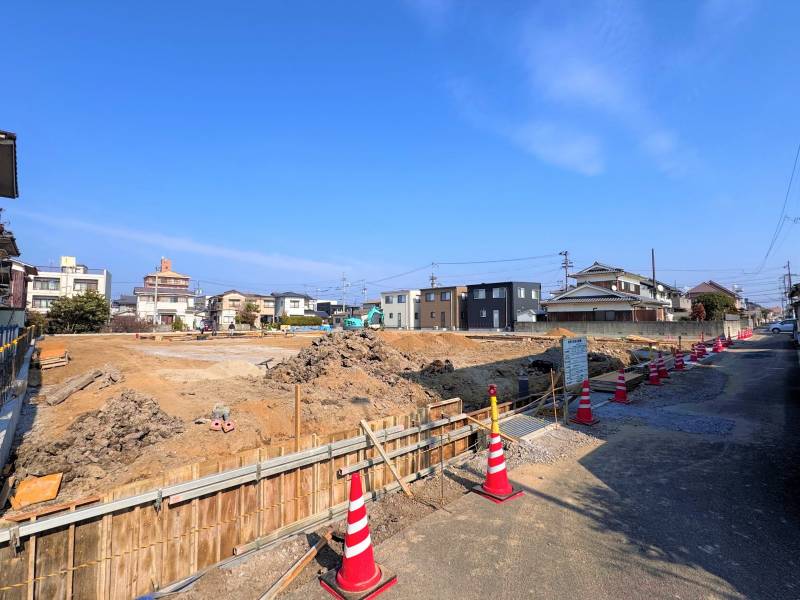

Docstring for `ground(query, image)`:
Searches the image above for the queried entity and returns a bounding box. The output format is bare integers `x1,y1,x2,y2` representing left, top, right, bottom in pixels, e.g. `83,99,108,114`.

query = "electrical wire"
755,142,800,273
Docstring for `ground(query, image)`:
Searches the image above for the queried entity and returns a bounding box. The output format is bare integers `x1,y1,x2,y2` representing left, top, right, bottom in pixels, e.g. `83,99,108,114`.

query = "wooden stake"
294,385,301,452
258,530,332,600
359,420,413,497
549,370,559,427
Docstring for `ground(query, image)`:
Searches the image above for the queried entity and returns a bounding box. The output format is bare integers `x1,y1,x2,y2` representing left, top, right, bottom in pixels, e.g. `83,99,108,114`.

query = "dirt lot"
7,331,645,508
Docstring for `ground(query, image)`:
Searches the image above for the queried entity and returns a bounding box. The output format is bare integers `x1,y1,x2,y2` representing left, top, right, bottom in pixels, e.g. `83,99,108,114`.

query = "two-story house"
419,286,467,330
380,290,420,329
27,256,112,314
466,281,541,330
272,292,315,318
134,258,198,327
207,290,276,328
686,281,743,310
542,261,671,321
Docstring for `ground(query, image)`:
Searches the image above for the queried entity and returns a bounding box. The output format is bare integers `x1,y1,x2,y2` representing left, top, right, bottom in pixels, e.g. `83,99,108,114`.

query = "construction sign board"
562,336,589,390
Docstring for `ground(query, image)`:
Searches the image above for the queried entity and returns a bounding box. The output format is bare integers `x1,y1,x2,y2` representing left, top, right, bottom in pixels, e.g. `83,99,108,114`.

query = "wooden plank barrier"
0,394,528,599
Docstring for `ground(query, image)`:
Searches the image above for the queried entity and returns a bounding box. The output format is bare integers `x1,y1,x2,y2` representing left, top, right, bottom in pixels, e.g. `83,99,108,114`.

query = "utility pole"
153,262,160,325
340,273,349,308
651,248,657,299
558,250,572,293
786,261,795,318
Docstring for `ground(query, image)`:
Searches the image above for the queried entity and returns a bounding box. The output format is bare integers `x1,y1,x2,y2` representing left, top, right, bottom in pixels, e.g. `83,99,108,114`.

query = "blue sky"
2,0,798,306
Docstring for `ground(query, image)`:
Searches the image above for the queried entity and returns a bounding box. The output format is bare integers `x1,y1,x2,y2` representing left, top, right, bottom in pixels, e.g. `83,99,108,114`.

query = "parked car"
769,319,797,333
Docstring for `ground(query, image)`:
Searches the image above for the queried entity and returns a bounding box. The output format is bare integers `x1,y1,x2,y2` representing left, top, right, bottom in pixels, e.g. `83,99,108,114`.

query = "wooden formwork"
0,395,533,600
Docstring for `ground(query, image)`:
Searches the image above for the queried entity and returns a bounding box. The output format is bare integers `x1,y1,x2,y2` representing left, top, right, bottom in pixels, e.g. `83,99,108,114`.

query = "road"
288,333,800,599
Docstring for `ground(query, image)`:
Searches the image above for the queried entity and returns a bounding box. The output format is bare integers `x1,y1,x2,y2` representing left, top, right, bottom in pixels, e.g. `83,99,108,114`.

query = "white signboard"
562,336,589,389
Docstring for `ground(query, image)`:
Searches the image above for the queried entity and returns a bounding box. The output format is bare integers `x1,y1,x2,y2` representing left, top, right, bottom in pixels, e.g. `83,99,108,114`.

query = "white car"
769,319,797,333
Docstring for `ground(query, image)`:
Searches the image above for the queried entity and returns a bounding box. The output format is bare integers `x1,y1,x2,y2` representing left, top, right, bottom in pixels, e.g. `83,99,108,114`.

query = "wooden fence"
0,394,534,600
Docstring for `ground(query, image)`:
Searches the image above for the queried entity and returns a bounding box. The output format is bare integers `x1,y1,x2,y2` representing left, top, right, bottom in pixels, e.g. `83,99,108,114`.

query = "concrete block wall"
516,319,743,339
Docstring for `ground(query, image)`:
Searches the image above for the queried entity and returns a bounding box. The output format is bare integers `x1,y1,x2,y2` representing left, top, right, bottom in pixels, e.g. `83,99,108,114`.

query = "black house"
465,281,542,331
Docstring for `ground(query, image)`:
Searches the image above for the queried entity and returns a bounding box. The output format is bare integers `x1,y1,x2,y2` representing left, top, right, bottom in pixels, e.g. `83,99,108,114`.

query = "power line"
756,142,800,273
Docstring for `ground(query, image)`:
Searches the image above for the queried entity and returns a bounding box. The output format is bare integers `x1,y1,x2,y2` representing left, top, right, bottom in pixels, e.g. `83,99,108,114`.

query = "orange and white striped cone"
712,336,723,353
657,352,670,379
320,471,397,599
689,346,698,362
647,362,661,385
697,341,707,357
612,369,630,404
570,379,599,425
674,351,685,370
472,385,523,503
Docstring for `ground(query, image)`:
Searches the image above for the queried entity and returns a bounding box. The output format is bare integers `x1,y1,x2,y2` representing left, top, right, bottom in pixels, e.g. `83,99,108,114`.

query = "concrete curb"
0,343,36,472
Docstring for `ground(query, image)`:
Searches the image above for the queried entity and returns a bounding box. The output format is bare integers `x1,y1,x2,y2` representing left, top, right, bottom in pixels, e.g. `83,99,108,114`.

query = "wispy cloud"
448,77,605,176
403,0,454,31
13,210,343,275
519,0,690,175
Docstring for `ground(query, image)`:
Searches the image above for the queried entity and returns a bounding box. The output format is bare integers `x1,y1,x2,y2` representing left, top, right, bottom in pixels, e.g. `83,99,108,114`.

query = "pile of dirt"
267,330,416,385
543,327,577,337
14,389,185,485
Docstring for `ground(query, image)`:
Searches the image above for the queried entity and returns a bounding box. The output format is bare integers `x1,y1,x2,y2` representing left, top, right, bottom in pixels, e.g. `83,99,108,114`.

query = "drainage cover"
500,415,551,440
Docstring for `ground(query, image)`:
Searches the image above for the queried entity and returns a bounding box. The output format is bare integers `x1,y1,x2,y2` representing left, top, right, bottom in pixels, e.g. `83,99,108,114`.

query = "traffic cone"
570,379,599,425
657,352,670,379
697,342,707,357
689,346,698,362
320,471,397,600
647,362,661,385
712,336,723,353
472,384,523,503
674,351,685,370
612,369,630,404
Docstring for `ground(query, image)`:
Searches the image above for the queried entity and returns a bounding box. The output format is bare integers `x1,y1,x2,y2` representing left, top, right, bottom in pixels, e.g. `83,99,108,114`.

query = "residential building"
207,290,276,328
272,292,316,318
419,286,467,330
111,294,138,316
27,256,112,314
686,281,743,310
134,258,198,327
316,301,359,317
466,281,541,330
542,262,672,322
380,290,420,329
0,259,37,327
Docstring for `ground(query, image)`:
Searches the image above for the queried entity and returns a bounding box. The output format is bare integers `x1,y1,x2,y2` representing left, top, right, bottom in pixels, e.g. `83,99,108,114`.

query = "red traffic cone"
472,385,523,503
647,362,661,385
674,351,685,370
697,342,707,357
612,369,630,404
571,379,599,425
657,352,670,379
320,471,397,599
712,336,723,353
689,346,698,363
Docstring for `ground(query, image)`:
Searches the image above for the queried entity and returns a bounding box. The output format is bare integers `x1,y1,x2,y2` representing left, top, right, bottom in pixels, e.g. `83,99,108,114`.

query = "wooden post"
294,385,301,452
550,370,559,427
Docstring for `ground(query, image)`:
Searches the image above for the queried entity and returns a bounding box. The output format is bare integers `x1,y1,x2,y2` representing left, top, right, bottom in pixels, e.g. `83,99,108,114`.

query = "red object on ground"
657,352,670,379
713,336,724,353
571,379,599,425
674,351,685,370
209,419,222,431
477,431,522,502
647,362,661,386
320,471,397,600
698,342,707,357
689,347,698,363
612,369,630,404
222,420,235,433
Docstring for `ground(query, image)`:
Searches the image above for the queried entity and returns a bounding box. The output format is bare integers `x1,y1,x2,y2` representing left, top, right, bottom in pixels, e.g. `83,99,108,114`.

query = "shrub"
47,290,110,334
280,315,323,326
110,314,154,333
171,316,185,331
25,310,48,332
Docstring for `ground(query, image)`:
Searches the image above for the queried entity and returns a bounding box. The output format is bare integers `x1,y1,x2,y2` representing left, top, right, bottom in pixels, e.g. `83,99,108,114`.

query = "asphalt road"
288,334,800,600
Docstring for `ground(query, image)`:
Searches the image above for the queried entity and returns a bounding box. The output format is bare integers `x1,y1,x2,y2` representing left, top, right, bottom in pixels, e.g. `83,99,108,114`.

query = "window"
397,294,406,303
32,296,57,309
384,296,393,304
33,278,59,291
492,287,506,299
430,311,436,318
531,289,538,300
414,312,419,320
75,279,99,292
473,288,486,300
425,292,435,302
290,300,300,308
389,313,394,319
480,309,487,318
440,291,451,301
518,287,525,298
264,300,274,307
229,299,241,305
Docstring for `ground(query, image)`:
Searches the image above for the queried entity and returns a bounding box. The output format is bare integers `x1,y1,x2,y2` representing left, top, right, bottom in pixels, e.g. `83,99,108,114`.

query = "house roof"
272,291,314,300
114,294,137,305
212,289,272,298
542,283,667,307
465,281,540,288
419,285,467,293
686,280,740,298
145,270,190,279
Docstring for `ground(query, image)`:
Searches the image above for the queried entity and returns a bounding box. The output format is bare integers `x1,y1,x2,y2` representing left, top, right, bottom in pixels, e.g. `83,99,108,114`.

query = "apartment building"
207,290,276,328
466,281,541,330
27,256,112,314
380,289,420,329
134,258,199,327
419,286,467,330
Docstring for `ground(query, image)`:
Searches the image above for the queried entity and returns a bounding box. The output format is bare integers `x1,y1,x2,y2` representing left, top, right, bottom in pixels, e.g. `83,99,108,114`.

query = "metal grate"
500,414,551,440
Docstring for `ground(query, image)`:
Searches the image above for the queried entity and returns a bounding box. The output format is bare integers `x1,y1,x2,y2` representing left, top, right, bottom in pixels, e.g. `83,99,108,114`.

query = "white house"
134,258,200,328
272,292,315,318
27,256,112,314
380,289,420,329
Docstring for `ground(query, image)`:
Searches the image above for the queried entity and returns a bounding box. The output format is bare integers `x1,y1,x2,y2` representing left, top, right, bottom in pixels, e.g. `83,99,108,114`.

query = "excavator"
343,306,384,330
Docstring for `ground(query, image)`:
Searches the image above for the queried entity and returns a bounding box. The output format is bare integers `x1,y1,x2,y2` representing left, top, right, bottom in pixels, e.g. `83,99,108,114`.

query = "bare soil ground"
7,331,644,509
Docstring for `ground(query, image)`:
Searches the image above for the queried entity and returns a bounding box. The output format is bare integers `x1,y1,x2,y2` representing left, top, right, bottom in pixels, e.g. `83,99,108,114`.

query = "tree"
110,314,153,333
690,302,706,322
25,310,48,332
171,316,185,331
692,293,737,321
46,290,111,333
235,302,259,327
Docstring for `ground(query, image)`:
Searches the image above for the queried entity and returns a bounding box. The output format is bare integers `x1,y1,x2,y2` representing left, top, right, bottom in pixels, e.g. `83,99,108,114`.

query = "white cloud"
13,211,343,275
